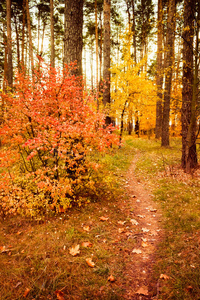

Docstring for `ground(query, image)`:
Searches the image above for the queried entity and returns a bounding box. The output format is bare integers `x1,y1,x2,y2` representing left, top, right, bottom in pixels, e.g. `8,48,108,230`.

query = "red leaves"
0,65,118,216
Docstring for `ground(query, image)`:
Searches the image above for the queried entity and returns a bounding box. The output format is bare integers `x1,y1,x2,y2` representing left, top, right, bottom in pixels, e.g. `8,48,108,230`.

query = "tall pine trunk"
161,0,176,146
181,0,197,171
26,0,34,74
103,0,111,125
6,0,13,88
50,0,55,68
64,0,83,76
155,0,163,139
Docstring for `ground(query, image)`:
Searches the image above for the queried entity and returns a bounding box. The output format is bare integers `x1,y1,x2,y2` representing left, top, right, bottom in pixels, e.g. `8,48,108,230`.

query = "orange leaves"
99,216,109,221
0,65,118,216
86,258,95,267
55,290,66,300
23,288,30,297
81,241,93,248
108,275,115,282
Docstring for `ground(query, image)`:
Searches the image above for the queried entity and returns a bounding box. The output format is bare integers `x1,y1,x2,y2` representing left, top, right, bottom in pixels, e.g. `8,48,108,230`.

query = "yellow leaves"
69,244,80,256
86,258,95,267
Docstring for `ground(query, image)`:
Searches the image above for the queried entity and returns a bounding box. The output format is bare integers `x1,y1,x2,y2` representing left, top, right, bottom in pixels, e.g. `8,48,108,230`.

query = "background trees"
0,0,199,170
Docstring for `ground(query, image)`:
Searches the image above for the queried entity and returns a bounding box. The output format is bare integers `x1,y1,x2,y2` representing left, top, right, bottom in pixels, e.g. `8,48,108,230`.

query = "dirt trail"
121,153,163,299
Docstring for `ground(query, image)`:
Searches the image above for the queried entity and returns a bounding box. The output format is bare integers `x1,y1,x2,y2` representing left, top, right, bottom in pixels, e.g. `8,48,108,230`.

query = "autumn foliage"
0,65,117,216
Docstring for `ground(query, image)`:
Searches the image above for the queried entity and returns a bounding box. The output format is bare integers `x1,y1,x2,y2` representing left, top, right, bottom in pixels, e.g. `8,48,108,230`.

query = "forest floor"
0,137,200,300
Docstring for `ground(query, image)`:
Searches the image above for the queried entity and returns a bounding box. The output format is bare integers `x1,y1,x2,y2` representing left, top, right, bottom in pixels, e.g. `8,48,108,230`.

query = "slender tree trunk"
182,0,197,171
6,0,13,88
50,0,55,68
161,0,176,146
3,24,8,92
21,0,26,69
103,0,111,124
14,13,20,69
26,0,34,74
131,0,137,63
64,0,83,76
155,0,163,138
95,0,99,107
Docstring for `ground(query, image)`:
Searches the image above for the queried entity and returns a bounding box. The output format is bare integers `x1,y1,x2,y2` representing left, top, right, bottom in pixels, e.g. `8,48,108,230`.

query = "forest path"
120,152,163,299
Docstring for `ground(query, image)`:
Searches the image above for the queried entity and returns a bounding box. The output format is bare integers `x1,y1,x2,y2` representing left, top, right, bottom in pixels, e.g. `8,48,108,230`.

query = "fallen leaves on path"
69,244,80,256
130,219,139,225
132,248,142,254
142,228,149,233
118,228,125,233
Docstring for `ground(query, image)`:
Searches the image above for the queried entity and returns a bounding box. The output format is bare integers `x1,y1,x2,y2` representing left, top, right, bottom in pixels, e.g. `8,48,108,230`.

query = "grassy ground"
131,137,200,300
0,140,136,300
1,136,200,300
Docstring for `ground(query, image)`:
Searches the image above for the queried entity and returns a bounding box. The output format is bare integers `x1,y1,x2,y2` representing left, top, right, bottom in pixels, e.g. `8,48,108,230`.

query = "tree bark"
6,0,13,88
26,0,34,74
103,0,111,125
161,0,176,146
155,0,163,139
50,0,55,68
64,0,83,76
181,0,197,171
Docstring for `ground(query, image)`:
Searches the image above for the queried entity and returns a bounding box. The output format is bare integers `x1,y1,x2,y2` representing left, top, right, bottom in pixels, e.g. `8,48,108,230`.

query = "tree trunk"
161,0,176,146
6,0,13,88
131,0,137,63
103,0,111,125
21,0,26,69
50,0,55,68
155,0,163,139
64,0,83,76
95,0,99,107
181,0,197,171
26,0,34,74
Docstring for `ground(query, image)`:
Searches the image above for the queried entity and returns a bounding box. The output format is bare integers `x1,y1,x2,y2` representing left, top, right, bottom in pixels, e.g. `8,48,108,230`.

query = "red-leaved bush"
0,65,118,216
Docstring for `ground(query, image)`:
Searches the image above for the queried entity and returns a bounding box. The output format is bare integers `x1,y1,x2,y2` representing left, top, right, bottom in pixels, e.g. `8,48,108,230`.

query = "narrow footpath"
120,153,163,299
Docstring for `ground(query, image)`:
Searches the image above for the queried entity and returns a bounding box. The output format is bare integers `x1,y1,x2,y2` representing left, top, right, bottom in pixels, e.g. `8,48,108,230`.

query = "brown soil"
119,154,163,299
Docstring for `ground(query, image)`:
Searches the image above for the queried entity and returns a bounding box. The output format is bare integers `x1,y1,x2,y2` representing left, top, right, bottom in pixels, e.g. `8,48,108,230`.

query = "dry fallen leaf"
55,290,66,300
86,258,95,267
99,216,109,221
69,244,80,256
160,274,170,280
141,241,148,248
118,228,125,234
81,241,93,248
83,226,90,232
108,275,115,282
137,215,145,218
118,220,126,225
125,231,132,237
136,286,148,296
23,288,30,297
132,248,142,254
142,228,149,233
130,219,139,225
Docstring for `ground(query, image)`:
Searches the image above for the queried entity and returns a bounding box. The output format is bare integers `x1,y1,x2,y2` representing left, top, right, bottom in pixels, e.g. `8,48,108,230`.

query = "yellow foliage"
111,29,157,135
